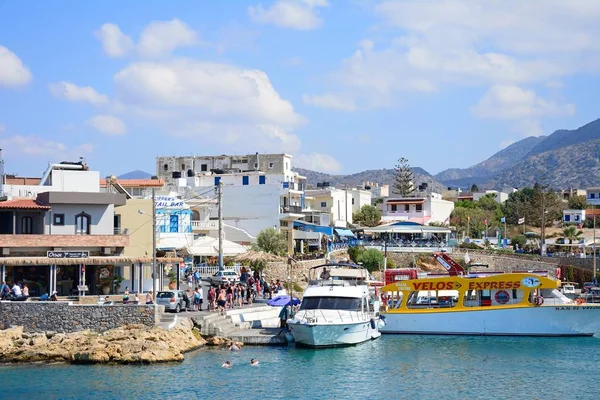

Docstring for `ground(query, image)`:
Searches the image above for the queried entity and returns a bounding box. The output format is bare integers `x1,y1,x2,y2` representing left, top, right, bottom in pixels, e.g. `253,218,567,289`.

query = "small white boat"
287,263,382,348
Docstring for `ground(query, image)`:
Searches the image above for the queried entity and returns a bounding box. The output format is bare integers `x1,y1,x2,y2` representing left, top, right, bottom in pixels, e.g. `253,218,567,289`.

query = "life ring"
576,298,585,305
534,296,544,306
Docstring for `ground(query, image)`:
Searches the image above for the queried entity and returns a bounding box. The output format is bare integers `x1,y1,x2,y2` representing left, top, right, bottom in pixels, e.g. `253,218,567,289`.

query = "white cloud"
310,0,600,110
0,134,93,158
0,46,32,87
138,19,197,57
248,0,328,30
294,152,342,172
49,81,109,105
302,93,356,111
86,115,127,135
94,23,134,58
110,58,305,152
471,85,575,120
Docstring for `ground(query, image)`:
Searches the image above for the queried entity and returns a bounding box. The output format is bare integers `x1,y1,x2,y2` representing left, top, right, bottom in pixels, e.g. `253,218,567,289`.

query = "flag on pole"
518,217,525,225
467,215,471,221
484,218,487,225
464,251,471,265
500,217,506,223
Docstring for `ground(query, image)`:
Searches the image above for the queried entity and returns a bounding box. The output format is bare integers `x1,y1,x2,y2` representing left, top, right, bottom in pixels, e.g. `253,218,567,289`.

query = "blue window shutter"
170,215,179,232
242,176,249,185
214,176,221,186
282,182,289,189
259,176,266,185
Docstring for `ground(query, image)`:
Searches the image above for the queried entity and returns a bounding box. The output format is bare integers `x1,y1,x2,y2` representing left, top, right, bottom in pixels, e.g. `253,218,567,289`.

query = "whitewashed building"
381,193,454,225
563,209,585,224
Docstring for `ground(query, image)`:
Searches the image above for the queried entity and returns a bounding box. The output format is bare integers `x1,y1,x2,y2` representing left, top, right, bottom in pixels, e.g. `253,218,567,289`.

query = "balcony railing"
191,220,218,230
281,205,303,214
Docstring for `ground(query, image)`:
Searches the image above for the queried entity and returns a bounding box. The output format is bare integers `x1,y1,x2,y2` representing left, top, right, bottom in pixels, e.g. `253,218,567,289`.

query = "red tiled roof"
0,198,51,210
100,178,165,188
5,177,42,185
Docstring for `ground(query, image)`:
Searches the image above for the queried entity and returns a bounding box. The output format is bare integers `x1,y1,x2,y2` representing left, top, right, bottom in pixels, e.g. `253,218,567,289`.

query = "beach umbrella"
267,295,301,306
232,249,284,263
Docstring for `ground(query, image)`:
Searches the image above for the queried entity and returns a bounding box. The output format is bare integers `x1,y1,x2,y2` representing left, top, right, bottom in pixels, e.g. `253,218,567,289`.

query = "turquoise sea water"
2,335,600,400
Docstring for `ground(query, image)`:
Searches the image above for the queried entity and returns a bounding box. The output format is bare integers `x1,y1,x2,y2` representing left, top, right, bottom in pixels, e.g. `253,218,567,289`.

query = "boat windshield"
300,296,361,311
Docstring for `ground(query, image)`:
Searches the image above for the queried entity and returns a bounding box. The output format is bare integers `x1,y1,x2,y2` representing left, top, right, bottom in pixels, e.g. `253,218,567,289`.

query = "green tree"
502,184,563,227
393,157,415,197
510,234,526,249
561,226,583,244
568,195,587,210
470,184,479,192
253,228,287,256
352,205,381,227
358,249,385,272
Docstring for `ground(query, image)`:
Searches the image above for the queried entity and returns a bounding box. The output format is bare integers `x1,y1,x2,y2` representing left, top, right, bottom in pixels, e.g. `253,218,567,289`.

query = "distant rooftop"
100,178,164,188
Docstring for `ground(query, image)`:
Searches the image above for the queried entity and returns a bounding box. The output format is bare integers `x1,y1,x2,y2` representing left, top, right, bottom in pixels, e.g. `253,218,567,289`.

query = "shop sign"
47,251,90,259
155,196,185,208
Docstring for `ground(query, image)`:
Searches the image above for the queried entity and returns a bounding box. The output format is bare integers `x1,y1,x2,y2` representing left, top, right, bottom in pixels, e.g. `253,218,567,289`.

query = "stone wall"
0,302,162,333
387,251,560,277
265,258,331,283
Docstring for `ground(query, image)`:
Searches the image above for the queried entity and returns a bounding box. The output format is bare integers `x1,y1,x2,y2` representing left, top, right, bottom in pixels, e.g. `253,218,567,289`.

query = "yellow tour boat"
380,272,600,336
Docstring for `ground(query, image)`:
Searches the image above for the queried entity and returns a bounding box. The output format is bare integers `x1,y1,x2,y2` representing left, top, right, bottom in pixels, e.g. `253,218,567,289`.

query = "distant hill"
526,119,600,157
487,137,600,189
118,170,152,179
294,167,446,193
435,136,546,183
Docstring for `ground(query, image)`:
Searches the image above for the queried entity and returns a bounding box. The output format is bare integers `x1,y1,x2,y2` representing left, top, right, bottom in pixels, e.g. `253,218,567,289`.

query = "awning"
386,199,425,205
157,237,188,250
335,228,356,237
181,236,247,256
294,220,333,236
0,256,182,266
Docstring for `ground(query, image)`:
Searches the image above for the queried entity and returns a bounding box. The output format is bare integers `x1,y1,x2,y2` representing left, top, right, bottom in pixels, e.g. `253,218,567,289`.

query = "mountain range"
297,118,600,191
119,118,600,191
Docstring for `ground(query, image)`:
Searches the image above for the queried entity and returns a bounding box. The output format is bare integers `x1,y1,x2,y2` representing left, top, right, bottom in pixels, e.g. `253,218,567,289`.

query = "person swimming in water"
221,361,232,368
229,343,240,351
250,359,259,366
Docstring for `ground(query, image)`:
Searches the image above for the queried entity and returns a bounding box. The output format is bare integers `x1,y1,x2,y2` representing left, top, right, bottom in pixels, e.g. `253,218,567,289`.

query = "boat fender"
576,298,585,305
534,296,544,306
370,318,376,329
377,319,386,329
379,315,386,321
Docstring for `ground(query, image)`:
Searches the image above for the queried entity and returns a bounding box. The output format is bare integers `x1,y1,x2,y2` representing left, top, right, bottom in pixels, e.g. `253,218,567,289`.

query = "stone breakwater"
0,322,244,364
0,302,160,333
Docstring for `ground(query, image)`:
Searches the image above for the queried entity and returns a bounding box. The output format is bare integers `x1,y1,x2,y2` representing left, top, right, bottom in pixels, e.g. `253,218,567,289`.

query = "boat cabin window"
406,290,458,309
463,289,524,307
300,296,362,311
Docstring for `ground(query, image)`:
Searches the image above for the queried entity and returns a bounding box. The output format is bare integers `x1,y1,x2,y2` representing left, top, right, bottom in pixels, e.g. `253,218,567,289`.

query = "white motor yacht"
287,263,383,348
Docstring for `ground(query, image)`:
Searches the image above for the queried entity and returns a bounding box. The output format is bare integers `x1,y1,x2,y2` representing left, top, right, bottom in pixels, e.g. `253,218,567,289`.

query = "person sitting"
50,291,58,301
22,284,29,299
122,287,130,304
11,282,23,299
146,290,154,305
1,281,11,300
320,267,330,280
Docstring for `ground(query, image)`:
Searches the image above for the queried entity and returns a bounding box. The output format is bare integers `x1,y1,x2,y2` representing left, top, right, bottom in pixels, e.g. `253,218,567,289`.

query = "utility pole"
218,181,224,271
152,188,157,297
593,205,596,281
541,188,546,256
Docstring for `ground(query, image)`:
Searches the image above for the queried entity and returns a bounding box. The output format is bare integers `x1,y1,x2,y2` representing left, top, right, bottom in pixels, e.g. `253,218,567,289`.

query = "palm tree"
562,226,583,244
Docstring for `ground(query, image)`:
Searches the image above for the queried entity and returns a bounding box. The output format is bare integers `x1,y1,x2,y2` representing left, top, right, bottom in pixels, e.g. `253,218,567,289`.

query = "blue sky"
1,0,599,178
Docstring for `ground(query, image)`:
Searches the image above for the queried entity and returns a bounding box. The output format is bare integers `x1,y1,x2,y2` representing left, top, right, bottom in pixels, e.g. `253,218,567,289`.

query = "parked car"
207,270,239,285
156,290,187,313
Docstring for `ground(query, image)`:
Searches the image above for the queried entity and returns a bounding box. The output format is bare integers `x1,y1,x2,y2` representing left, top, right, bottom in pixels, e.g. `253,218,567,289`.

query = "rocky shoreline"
0,323,243,365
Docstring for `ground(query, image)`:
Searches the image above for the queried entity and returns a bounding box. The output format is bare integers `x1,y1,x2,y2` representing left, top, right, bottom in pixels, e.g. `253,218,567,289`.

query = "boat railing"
298,309,369,324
